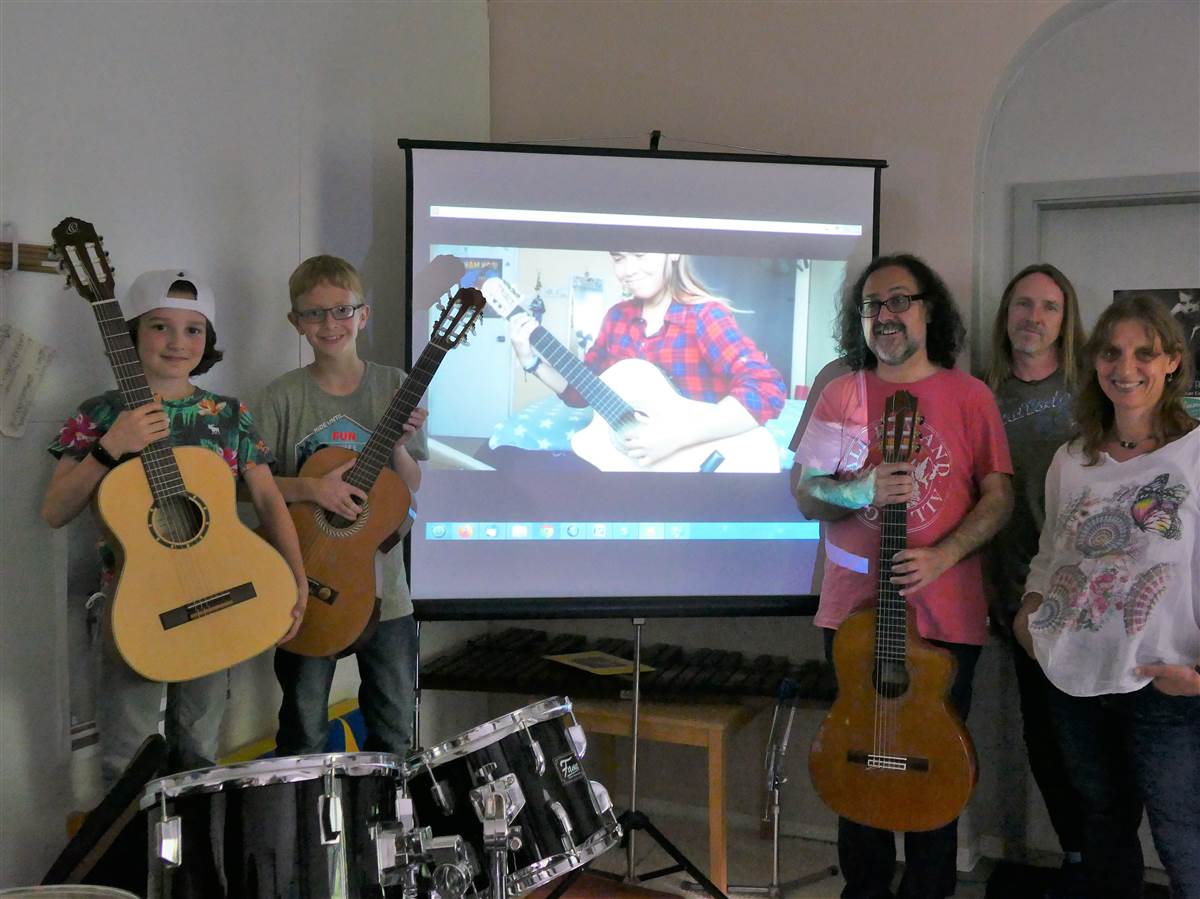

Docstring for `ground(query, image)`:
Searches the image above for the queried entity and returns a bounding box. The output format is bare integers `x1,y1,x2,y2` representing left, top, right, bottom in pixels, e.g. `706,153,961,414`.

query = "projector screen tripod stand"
545,617,729,899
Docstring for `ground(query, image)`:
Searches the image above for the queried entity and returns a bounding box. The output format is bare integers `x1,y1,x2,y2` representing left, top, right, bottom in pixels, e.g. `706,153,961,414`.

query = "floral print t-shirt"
47,387,274,583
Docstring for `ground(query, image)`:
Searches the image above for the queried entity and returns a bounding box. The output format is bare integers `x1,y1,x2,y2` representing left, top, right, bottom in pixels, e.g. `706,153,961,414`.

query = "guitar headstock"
479,276,523,319
430,286,486,350
50,217,115,303
882,390,920,464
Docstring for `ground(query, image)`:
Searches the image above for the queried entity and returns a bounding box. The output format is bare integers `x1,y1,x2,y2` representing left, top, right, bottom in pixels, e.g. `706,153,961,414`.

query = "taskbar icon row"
423,521,820,541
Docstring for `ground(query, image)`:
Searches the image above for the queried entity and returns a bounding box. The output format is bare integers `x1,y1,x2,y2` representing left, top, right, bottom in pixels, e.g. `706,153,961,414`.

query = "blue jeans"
1047,684,1200,899
823,628,981,899
274,614,418,756
1009,635,1084,855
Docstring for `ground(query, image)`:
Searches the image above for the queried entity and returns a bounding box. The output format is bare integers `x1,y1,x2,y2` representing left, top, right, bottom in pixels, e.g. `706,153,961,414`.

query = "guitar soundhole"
148,493,209,549
873,660,910,699
315,499,370,537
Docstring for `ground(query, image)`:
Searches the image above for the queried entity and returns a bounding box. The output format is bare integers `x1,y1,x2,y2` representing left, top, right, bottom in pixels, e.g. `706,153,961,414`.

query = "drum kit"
138,697,621,899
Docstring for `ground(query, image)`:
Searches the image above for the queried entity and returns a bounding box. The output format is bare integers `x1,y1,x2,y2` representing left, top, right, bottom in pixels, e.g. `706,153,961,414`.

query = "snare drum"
142,753,406,898
403,697,621,896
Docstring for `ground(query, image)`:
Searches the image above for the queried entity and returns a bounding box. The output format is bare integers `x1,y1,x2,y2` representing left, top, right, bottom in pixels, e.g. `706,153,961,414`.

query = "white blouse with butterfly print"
1024,425,1200,697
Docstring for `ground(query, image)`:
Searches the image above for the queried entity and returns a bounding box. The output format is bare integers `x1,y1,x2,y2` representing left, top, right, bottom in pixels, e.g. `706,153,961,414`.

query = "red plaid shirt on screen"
560,299,786,424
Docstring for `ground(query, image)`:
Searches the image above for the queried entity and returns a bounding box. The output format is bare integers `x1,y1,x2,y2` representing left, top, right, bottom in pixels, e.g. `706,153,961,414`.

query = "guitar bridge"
308,577,339,606
847,750,930,772
159,582,257,630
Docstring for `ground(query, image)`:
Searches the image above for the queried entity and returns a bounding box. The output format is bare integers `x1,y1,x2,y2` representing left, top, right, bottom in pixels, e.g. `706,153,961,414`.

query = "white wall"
0,0,489,886
976,0,1200,352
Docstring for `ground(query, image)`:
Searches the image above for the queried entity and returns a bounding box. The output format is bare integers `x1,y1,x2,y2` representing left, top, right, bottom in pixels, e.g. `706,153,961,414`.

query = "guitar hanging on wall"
51,216,297,683
808,389,977,832
479,276,780,473
281,285,486,658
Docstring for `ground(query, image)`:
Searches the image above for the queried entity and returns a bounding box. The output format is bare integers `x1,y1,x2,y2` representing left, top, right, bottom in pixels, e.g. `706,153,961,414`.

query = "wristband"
522,357,541,375
90,440,120,470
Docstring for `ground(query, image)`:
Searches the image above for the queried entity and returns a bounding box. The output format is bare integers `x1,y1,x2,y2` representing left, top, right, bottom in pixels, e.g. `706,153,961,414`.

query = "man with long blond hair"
985,263,1087,896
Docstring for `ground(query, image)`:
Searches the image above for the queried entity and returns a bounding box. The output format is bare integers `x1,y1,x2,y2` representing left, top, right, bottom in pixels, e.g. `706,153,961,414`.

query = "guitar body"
98,447,296,683
283,446,412,658
809,607,978,832
568,358,780,473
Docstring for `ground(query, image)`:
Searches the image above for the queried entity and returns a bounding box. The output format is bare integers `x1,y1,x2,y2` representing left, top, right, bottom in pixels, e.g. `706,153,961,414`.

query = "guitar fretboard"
529,325,636,429
342,341,448,493
89,296,187,502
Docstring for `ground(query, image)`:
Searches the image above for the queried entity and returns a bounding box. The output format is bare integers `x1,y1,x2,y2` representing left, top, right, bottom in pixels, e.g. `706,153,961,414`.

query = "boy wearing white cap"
42,270,308,786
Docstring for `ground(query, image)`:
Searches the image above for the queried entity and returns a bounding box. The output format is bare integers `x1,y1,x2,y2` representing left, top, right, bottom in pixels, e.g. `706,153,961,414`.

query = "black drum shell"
144,756,402,899
406,704,609,893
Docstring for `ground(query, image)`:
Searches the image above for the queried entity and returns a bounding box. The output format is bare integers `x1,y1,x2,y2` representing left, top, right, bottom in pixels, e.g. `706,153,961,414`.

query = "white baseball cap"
123,269,216,327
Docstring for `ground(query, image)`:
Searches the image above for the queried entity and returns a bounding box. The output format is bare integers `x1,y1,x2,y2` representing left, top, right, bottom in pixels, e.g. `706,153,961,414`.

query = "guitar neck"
89,297,184,501
527,321,635,427
343,343,448,492
876,501,909,663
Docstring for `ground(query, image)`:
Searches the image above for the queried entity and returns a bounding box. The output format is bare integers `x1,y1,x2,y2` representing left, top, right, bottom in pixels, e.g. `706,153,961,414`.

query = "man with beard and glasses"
794,254,1013,899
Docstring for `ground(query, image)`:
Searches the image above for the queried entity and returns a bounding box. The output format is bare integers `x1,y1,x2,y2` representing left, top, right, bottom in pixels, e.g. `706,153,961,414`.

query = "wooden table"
571,698,761,894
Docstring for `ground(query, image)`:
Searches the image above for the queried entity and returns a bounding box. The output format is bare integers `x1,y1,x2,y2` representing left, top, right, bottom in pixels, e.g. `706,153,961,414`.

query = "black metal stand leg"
621,810,730,899
544,862,591,898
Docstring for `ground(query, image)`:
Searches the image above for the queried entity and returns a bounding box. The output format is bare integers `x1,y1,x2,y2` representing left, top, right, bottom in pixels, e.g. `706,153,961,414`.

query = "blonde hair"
987,263,1085,391
1074,294,1195,465
288,255,364,308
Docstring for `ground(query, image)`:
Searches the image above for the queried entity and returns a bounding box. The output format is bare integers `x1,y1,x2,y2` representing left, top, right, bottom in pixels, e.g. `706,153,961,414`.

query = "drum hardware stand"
481,791,523,899
721,678,838,897
547,618,729,899
380,792,479,899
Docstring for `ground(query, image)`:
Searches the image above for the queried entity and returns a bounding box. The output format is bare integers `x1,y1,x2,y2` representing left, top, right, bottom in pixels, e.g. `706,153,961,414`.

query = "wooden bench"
571,698,761,894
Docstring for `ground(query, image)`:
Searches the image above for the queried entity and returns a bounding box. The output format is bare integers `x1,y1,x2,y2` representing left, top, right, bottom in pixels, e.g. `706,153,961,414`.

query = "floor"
529,812,1172,899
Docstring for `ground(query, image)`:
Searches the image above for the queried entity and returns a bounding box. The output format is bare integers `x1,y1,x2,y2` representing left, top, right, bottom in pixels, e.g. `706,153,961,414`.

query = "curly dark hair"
835,254,966,371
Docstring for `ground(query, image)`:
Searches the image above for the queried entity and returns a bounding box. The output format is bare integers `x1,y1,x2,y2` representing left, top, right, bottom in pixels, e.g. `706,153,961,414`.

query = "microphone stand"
726,679,837,897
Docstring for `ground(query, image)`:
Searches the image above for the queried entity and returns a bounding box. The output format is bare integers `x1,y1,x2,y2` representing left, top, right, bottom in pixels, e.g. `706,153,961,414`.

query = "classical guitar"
808,390,977,832
479,276,780,473
51,217,296,682
281,286,485,657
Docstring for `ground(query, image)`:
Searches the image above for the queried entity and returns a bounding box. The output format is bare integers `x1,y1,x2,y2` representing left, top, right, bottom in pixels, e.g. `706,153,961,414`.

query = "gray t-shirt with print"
253,361,429,619
989,368,1075,622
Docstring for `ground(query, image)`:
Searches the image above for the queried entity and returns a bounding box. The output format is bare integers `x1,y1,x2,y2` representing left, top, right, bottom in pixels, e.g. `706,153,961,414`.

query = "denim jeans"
822,628,981,899
1008,636,1085,855
1047,684,1200,899
95,602,226,788
274,614,418,756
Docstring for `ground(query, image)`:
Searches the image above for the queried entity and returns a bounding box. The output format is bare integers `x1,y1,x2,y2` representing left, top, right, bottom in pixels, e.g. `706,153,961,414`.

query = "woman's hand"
311,460,368,520
1013,592,1044,659
507,312,539,368
101,403,169,457
1135,663,1200,696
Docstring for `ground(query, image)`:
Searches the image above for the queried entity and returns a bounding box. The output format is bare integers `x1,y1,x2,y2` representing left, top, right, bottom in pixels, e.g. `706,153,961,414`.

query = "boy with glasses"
253,255,428,758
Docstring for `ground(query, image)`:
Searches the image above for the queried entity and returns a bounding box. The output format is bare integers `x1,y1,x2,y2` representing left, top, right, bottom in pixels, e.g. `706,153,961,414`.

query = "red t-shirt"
796,368,1012,645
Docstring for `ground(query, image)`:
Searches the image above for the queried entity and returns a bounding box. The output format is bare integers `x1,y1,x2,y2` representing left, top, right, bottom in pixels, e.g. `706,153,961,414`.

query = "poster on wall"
1113,288,1200,420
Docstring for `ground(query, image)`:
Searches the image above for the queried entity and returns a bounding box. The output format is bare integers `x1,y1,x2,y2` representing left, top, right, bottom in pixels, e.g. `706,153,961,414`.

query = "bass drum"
142,753,406,898
402,697,621,896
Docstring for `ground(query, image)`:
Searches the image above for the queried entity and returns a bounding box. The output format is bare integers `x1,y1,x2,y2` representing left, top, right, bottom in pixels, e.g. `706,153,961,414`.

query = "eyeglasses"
858,294,925,318
293,303,365,324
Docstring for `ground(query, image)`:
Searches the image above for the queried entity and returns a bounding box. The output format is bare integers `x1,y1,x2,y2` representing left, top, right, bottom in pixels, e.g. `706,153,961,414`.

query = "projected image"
425,245,847,476
403,143,880,610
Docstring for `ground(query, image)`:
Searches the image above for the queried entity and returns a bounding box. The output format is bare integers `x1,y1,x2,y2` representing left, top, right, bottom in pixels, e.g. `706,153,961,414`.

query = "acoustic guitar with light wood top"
52,217,296,683
808,390,977,832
